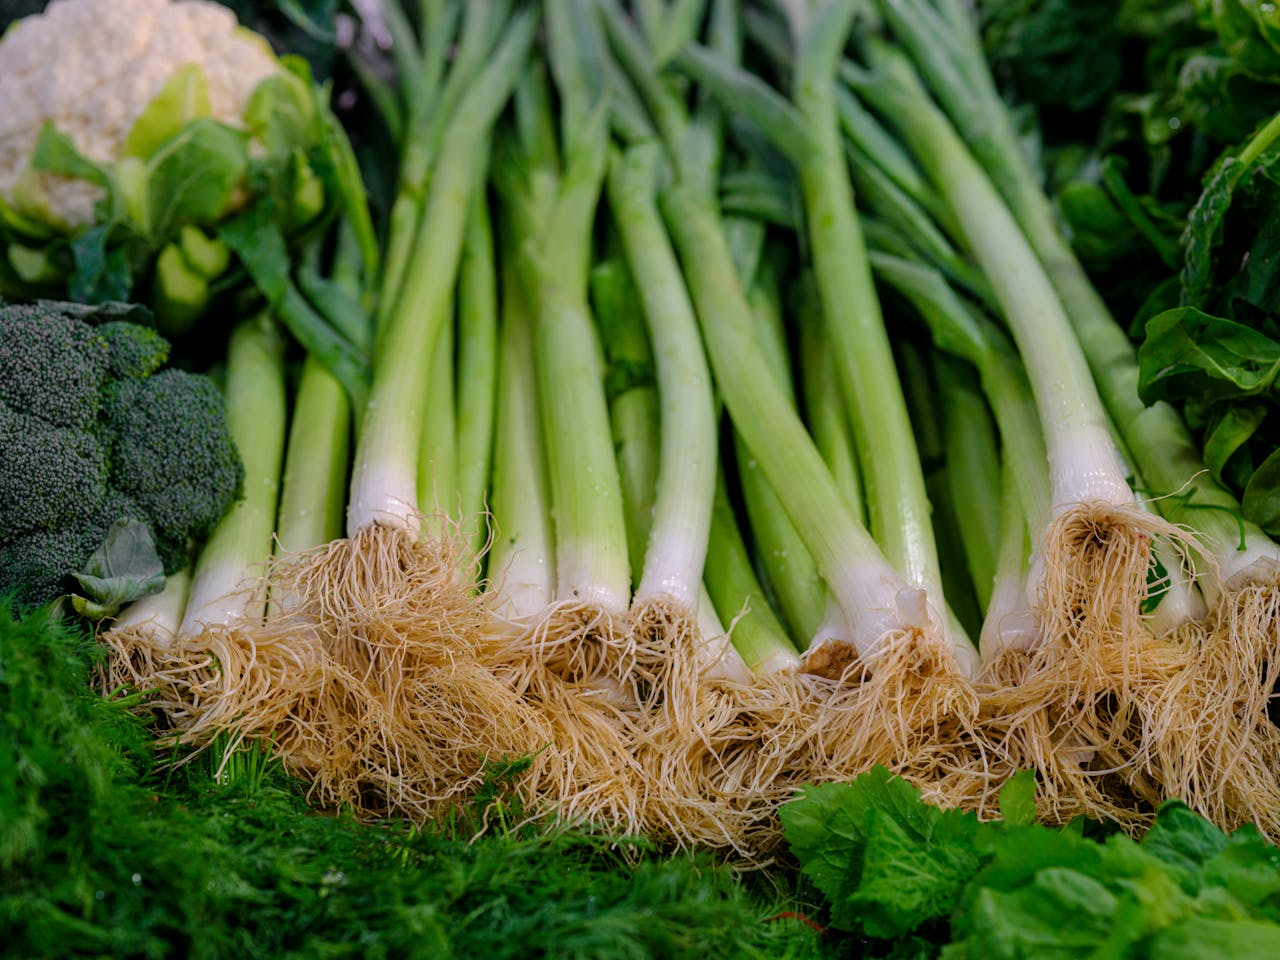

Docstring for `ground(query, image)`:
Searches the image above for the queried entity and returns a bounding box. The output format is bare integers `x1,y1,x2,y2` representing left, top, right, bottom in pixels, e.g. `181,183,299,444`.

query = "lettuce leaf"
780,768,1280,957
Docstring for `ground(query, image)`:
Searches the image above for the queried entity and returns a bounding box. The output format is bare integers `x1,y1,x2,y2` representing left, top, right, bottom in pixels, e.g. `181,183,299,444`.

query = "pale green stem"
182,316,287,632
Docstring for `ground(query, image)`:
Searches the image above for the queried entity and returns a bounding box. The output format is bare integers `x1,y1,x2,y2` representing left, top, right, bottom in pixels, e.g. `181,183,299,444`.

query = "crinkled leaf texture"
779,767,989,938
781,767,1280,958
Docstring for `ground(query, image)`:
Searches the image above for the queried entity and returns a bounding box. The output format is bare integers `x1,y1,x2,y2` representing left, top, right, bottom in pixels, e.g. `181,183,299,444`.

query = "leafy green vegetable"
780,767,988,938
1138,306,1280,403
782,767,1280,958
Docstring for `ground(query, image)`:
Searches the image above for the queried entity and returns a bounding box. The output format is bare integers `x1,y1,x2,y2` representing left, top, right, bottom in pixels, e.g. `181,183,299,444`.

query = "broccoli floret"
103,370,244,567
0,302,242,614
0,402,108,538
98,320,171,379
0,526,104,611
0,303,110,429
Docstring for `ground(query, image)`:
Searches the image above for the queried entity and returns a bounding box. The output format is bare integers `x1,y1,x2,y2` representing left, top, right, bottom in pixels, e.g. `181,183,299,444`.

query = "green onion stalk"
613,7,990,815
606,143,754,686
597,0,803,685
489,5,635,695
181,315,288,633
156,312,297,745
454,185,500,568
796,272,874,657
873,0,1280,608
205,10,554,824
485,224,555,621
597,0,808,689
734,245,830,654
844,42,1176,676
870,10,1280,835
672,0,978,681
368,0,514,342
345,12,534,539
864,249,1050,660
837,31,1279,829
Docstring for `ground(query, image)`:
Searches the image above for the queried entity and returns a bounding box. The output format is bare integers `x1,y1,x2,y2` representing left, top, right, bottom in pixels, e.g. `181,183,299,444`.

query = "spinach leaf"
1138,306,1280,404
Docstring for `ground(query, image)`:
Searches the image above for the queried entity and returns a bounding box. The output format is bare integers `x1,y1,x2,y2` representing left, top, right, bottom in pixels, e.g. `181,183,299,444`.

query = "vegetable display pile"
8,0,1280,952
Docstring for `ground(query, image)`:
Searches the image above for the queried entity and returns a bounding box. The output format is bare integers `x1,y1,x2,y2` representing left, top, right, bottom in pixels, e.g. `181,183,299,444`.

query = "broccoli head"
0,303,110,429
102,370,244,571
0,301,243,613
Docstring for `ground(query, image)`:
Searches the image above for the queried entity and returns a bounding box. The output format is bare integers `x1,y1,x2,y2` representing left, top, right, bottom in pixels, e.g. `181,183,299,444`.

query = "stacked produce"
7,0,1280,875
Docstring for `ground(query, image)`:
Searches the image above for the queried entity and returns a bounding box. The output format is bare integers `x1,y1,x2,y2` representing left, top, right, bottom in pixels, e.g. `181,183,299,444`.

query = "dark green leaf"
67,226,134,304
1241,445,1280,532
849,807,987,937
1203,402,1268,485
1137,307,1280,404
780,767,986,935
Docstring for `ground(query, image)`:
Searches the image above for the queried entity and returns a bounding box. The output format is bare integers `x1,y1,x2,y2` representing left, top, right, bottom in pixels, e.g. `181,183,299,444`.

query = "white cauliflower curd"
0,0,282,227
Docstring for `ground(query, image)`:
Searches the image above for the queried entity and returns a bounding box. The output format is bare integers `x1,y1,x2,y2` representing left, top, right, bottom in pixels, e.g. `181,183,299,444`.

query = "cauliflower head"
0,0,281,228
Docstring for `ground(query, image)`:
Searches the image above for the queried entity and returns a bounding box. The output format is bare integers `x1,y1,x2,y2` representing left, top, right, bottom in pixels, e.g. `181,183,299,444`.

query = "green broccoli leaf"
70,517,165,620
1137,306,1280,404
36,300,154,327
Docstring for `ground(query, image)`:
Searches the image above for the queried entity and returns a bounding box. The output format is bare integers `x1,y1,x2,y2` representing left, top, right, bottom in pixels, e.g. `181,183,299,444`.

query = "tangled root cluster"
100,504,1280,859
